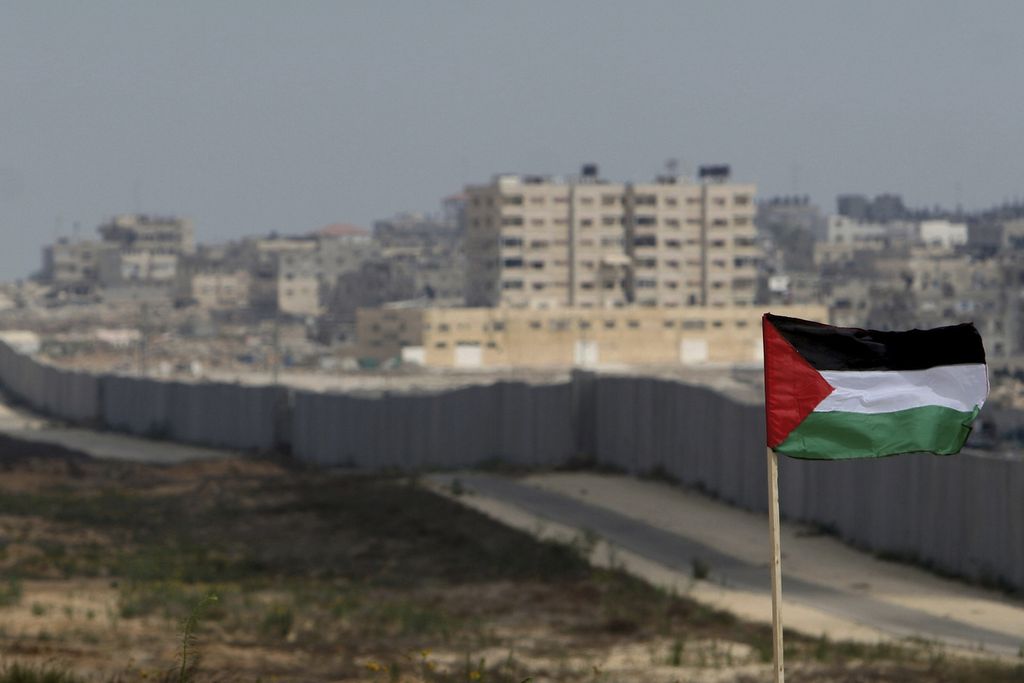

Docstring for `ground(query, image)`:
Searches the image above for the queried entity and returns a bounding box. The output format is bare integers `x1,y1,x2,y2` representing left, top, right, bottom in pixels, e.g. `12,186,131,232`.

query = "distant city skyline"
3,1,1024,280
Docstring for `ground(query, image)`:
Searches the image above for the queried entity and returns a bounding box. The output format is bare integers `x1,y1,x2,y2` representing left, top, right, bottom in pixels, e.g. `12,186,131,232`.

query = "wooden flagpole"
766,446,785,682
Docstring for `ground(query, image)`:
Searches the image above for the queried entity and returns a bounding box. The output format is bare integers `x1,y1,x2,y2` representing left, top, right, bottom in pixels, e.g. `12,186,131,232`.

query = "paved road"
432,472,1024,656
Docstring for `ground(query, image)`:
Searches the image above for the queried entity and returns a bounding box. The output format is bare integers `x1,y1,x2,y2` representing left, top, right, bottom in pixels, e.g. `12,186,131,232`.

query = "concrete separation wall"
0,341,100,423
291,381,575,469
0,341,1020,592
589,374,1024,594
99,375,285,451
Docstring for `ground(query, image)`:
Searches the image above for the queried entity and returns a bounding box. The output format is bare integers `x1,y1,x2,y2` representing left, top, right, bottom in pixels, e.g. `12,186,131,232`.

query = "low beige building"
190,271,251,310
357,304,827,368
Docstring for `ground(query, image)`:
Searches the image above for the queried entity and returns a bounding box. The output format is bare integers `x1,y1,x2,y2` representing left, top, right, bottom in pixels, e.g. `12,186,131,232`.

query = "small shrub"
691,557,710,580
449,478,465,496
260,604,294,639
0,579,22,607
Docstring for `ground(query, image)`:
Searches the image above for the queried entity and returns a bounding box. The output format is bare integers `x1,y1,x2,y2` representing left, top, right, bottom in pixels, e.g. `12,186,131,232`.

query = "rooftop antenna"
665,158,679,176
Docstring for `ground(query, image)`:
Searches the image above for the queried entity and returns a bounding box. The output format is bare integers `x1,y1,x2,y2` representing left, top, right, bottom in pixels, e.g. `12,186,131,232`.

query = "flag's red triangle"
763,315,835,448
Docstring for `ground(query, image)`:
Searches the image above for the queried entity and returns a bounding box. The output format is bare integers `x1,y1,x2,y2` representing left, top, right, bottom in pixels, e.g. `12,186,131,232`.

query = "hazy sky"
2,1,1023,280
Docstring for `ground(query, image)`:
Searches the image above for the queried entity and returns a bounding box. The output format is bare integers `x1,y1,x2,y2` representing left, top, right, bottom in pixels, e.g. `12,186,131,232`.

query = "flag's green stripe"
775,405,981,460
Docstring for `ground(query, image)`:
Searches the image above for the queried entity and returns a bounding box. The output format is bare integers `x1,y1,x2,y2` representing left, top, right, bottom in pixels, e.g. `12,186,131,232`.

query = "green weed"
259,604,294,639
0,578,22,607
178,591,218,683
0,664,84,683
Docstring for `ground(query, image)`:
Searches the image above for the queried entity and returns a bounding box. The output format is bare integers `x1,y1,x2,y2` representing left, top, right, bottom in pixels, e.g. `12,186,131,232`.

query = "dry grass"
0,439,1019,682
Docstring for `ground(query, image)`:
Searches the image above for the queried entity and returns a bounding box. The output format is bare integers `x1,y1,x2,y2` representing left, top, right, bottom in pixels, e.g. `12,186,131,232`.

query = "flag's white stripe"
815,364,988,415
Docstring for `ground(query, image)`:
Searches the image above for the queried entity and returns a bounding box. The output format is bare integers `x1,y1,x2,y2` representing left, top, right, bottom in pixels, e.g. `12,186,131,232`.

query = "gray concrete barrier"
590,374,1023,593
0,340,1020,591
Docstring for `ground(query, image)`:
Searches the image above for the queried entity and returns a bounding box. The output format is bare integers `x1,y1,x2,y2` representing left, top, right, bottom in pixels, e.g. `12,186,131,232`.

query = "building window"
502,215,524,226
635,215,656,226
503,280,524,289
682,320,705,330
634,235,657,247
503,258,524,268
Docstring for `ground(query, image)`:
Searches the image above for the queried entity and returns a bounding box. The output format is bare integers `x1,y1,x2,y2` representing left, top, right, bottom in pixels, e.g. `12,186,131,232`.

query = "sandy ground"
429,472,1024,658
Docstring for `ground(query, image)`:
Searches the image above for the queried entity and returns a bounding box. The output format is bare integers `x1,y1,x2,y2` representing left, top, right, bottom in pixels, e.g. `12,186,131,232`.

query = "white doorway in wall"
680,338,708,365
454,343,483,368
574,340,599,367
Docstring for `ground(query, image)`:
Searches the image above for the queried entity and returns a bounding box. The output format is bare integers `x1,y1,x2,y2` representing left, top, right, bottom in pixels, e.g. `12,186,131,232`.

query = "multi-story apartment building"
188,270,251,311
41,239,113,284
464,166,758,309
41,213,194,292
97,214,195,255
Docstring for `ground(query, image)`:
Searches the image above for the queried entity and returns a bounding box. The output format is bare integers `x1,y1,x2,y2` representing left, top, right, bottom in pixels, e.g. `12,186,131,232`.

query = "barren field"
0,435,1019,682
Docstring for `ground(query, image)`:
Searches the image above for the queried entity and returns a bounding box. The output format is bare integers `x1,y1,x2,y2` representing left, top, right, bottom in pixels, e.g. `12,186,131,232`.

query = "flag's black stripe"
765,313,986,371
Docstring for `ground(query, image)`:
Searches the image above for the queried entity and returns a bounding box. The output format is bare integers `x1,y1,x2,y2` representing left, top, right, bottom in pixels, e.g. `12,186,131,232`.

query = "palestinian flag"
763,313,988,460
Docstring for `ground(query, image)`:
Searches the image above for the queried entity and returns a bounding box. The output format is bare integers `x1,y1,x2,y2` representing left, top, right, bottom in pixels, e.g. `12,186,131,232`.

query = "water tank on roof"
698,164,731,181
